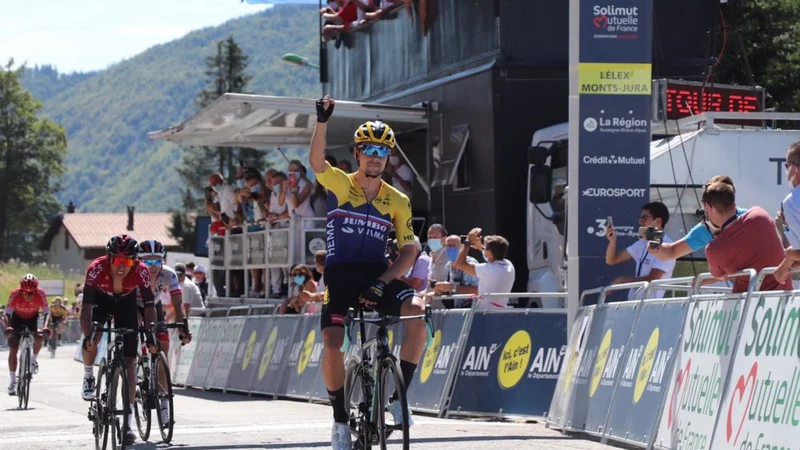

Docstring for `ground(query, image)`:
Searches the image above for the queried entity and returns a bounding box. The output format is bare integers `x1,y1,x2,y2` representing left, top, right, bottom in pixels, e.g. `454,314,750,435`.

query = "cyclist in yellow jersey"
48,297,69,341
310,96,427,450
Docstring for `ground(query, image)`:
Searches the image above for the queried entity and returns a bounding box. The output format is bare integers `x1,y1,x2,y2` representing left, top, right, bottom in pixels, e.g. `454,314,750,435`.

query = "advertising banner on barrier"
565,304,639,433
251,315,300,396
654,297,744,450
447,311,568,417
284,314,324,399
73,332,108,367
710,293,800,450
604,301,687,445
548,306,595,427
226,316,272,392
186,317,226,387
174,318,204,385
407,309,468,413
206,317,246,389
167,329,182,380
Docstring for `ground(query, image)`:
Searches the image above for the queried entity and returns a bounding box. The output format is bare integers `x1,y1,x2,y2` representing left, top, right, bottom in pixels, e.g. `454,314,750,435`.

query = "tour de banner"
604,301,687,445
447,311,568,417
226,316,273,393
173,317,205,386
186,317,227,388
250,315,301,396
205,317,247,390
710,293,800,450
407,309,469,414
547,306,595,428
654,297,745,450
565,303,639,433
576,0,654,299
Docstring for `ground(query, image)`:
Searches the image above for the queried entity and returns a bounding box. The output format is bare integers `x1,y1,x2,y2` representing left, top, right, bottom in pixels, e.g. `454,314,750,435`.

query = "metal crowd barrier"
547,266,799,450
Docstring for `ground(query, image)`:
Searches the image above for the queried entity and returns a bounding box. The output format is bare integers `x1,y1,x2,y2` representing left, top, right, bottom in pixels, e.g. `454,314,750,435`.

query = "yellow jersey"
316,164,414,267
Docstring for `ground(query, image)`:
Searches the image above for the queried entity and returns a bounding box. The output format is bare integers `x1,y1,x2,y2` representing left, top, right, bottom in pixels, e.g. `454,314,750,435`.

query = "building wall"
47,226,89,276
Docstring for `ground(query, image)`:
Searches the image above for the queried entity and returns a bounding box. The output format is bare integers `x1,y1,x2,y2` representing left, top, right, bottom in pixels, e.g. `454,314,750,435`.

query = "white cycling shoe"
81,376,96,401
8,380,17,396
331,422,352,450
388,400,414,427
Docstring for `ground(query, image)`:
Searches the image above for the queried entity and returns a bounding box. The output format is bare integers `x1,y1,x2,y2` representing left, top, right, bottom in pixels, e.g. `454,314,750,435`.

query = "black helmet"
106,234,138,258
137,239,166,258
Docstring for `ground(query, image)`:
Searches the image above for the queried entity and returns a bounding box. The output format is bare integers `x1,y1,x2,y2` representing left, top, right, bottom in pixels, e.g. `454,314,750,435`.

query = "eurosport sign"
572,0,654,302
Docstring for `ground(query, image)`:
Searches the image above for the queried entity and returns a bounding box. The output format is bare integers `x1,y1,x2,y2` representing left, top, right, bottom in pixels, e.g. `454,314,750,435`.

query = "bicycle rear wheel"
109,364,130,450
376,356,409,450
134,355,151,441
49,328,58,358
154,351,175,443
94,360,109,450
344,357,372,450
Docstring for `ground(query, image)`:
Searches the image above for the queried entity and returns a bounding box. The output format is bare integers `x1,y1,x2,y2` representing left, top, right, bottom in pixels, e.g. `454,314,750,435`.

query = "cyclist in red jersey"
3,274,49,395
80,234,157,445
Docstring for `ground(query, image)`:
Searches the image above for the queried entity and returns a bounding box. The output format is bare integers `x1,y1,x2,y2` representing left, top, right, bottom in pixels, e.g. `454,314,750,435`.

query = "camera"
204,186,215,202
694,208,705,220
638,226,664,249
221,213,230,224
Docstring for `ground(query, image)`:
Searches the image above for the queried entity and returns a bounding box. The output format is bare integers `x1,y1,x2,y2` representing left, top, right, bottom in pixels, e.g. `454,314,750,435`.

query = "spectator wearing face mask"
337,160,353,173
282,264,318,314
288,160,317,263
428,235,479,309
384,147,414,199
297,251,327,314
426,224,448,284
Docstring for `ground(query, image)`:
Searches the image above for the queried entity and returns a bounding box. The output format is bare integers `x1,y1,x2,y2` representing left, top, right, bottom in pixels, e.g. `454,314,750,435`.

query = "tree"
716,1,800,114
172,36,267,246
0,60,68,261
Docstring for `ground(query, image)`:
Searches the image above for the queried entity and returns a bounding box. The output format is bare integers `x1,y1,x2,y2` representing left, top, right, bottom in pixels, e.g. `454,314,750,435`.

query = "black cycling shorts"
320,262,417,330
90,294,139,358
8,314,41,347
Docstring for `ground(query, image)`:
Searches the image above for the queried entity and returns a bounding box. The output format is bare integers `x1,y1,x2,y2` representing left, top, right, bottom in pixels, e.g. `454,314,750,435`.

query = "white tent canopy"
147,94,428,148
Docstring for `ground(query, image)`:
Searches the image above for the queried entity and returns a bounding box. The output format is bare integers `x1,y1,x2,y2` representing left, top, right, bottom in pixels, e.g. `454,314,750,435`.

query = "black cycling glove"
361,280,386,305
316,98,334,123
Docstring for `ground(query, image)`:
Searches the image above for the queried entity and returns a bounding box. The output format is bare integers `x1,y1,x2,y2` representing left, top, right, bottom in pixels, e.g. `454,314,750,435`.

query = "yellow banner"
578,63,652,95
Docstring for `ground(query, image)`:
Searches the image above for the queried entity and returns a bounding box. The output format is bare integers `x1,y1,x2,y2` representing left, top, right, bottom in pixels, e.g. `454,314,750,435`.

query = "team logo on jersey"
323,288,330,305
87,264,103,281
139,267,152,289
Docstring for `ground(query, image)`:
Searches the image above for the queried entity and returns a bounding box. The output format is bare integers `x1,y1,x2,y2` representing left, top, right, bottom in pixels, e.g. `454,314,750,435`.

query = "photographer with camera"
605,202,675,299
207,172,237,235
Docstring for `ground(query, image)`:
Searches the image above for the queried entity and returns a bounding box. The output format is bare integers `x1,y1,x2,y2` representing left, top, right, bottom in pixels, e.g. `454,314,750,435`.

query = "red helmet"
20,273,38,291
106,234,138,258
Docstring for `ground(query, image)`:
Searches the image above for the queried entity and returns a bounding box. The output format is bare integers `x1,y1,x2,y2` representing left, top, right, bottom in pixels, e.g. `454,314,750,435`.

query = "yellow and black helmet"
353,120,396,149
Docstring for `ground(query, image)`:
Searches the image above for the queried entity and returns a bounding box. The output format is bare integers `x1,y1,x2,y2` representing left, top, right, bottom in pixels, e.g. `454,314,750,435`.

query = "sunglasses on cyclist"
142,259,163,268
357,144,390,158
110,256,136,267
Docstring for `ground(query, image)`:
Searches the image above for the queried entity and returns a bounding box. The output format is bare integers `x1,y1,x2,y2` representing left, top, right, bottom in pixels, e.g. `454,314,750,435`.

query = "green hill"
22,4,320,213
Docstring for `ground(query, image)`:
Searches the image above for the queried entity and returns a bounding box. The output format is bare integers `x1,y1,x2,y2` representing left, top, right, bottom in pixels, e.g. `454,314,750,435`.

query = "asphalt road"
0,344,613,450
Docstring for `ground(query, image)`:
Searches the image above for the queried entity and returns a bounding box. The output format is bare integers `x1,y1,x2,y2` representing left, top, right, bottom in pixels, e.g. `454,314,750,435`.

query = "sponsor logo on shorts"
331,314,344,325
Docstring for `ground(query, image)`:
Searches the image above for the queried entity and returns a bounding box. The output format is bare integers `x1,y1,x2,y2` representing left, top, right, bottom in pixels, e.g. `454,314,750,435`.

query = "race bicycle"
340,306,434,450
14,326,35,410
133,322,185,444
46,320,60,358
87,321,143,450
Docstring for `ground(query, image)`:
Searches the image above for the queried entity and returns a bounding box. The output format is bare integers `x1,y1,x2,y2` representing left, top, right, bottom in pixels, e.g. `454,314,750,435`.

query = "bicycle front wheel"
109,364,130,450
134,356,151,441
376,356,409,450
154,351,175,443
94,360,109,450
18,346,31,410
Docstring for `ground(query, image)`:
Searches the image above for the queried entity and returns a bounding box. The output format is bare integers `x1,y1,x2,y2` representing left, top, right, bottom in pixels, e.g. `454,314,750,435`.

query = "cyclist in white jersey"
136,240,191,424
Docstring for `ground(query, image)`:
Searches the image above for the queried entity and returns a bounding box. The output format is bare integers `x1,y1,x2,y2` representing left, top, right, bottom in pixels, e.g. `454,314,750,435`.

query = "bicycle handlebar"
339,306,434,354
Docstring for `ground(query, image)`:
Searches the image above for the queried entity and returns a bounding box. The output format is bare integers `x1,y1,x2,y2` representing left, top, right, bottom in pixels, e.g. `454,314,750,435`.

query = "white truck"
526,110,800,308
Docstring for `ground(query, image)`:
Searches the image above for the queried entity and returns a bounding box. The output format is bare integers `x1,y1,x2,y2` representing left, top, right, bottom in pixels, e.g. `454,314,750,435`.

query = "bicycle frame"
340,306,434,438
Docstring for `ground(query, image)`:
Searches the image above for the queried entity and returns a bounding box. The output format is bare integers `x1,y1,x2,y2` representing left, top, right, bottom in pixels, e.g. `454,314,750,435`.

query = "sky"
0,0,278,73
